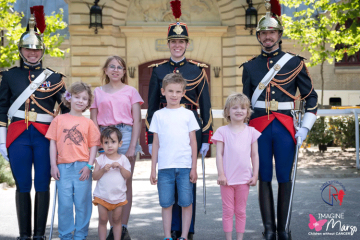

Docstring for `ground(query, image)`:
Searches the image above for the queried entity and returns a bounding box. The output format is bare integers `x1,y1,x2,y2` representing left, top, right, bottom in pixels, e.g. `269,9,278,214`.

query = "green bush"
306,116,360,150
0,155,15,187
305,116,334,146
330,116,360,150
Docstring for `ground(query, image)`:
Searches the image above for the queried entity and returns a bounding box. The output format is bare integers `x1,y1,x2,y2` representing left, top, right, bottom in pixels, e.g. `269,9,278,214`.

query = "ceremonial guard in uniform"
146,1,213,239
240,1,318,239
0,6,68,240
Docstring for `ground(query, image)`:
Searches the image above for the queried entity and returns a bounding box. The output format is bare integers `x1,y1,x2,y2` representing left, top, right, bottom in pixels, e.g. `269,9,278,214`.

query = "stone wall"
67,0,128,88
63,0,359,155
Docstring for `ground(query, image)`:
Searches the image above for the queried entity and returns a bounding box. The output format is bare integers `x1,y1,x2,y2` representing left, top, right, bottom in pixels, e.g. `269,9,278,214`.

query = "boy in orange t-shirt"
45,82,100,239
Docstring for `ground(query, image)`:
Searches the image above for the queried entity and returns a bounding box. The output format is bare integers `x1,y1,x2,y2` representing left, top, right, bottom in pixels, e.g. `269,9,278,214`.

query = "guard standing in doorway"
146,1,213,239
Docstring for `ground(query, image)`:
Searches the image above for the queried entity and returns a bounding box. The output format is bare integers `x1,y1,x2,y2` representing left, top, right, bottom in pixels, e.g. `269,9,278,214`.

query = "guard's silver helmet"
256,0,283,46
18,7,46,64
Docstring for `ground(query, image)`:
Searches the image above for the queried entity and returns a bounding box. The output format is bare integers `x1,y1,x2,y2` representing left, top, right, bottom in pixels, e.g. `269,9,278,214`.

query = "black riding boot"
277,182,292,240
171,230,181,240
33,191,50,240
16,191,32,240
259,181,276,240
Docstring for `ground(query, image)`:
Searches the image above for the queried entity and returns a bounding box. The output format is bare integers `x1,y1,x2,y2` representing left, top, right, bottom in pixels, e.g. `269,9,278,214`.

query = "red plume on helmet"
270,0,281,17
170,0,182,21
32,5,46,34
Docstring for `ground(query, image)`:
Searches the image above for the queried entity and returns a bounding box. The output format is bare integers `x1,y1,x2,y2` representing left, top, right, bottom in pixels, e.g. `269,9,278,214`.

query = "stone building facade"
10,0,360,155
61,0,359,106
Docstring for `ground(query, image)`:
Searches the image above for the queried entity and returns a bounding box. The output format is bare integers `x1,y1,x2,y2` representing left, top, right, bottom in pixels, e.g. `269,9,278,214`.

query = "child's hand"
247,176,258,186
103,164,112,172
190,169,197,183
150,170,157,185
111,162,121,169
217,175,227,186
79,166,91,181
51,165,60,180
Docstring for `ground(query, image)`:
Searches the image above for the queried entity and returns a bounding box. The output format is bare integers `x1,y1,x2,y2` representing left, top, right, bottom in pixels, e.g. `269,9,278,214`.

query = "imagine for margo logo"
308,213,357,236
320,180,346,206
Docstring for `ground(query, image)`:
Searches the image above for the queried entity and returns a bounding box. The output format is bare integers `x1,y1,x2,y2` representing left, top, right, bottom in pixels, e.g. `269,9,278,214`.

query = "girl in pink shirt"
212,93,260,240
90,56,143,239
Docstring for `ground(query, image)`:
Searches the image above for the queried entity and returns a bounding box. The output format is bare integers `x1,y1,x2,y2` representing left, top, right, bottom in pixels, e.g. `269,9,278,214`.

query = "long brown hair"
101,56,128,84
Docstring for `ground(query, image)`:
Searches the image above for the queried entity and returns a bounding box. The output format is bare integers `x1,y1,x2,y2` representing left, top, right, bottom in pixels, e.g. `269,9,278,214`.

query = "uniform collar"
169,57,186,67
21,61,42,71
261,48,281,58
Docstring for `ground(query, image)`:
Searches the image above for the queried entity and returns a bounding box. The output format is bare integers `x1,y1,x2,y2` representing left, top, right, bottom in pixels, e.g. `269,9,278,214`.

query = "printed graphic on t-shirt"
63,124,85,146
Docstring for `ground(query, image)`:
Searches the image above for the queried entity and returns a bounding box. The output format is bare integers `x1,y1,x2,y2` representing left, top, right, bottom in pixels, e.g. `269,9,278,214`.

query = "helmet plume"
32,5,46,33
170,0,182,21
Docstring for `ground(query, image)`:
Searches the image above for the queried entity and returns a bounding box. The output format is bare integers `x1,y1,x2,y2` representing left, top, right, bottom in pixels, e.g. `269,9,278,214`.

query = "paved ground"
1,149,360,240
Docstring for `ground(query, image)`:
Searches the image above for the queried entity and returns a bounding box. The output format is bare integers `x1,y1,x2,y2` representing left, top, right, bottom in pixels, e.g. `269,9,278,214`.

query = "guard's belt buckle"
28,112,37,122
269,100,278,111
180,104,186,108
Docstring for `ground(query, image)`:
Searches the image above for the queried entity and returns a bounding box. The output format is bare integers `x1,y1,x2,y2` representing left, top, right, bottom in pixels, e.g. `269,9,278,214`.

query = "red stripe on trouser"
220,184,250,233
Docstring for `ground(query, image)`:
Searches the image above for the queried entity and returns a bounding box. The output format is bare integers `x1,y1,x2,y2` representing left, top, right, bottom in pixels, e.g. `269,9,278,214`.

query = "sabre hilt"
291,100,305,131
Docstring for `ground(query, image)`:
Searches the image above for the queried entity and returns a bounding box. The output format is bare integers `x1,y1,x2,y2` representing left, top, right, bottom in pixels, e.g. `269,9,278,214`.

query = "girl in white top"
93,127,131,240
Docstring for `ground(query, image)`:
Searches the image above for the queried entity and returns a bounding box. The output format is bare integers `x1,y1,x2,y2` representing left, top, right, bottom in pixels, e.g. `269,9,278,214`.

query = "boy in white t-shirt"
150,73,199,240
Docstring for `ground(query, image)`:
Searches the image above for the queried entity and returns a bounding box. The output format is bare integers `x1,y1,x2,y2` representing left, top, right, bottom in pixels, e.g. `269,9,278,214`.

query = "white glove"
148,144,152,156
295,127,309,147
0,143,9,162
199,143,210,156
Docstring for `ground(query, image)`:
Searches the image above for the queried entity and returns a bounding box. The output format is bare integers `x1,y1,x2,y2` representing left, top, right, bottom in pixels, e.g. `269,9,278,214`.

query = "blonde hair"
101,56,128,84
162,73,186,91
223,93,252,123
62,81,93,112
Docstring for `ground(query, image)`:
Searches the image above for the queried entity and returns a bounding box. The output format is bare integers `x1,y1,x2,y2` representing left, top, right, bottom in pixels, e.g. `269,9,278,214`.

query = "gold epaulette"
189,60,208,68
148,60,168,68
46,67,66,77
286,51,307,60
239,55,257,68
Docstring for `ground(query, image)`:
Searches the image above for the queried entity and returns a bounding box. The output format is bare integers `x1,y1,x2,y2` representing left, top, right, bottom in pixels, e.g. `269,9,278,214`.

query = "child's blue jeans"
157,168,193,208
57,161,92,240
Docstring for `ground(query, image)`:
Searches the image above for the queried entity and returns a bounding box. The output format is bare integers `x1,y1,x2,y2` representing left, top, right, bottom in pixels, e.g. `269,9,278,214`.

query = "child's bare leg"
112,206,123,240
180,204,192,238
162,206,173,238
224,232,232,240
98,205,109,240
236,232,244,240
107,211,113,227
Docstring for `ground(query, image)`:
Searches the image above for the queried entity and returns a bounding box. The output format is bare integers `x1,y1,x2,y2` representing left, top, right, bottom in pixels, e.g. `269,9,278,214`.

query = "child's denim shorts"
157,168,193,208
100,124,143,155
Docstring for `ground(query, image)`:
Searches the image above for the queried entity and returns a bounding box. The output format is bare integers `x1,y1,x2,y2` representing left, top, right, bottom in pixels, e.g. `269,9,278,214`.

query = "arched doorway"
138,59,211,159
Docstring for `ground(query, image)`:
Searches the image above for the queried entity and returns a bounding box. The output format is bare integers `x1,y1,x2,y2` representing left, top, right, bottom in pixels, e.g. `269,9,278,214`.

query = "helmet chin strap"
168,39,188,58
24,58,41,66
18,47,45,66
182,48,187,57
257,32,283,52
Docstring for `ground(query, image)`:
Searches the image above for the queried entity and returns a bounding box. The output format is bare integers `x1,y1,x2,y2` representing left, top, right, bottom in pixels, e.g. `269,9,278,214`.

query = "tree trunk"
321,60,324,107
320,39,325,107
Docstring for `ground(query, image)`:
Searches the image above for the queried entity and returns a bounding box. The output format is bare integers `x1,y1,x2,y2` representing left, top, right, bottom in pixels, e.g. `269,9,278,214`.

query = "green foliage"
0,155,15,187
0,0,69,68
306,116,360,150
330,116,360,149
306,116,334,146
280,0,360,67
